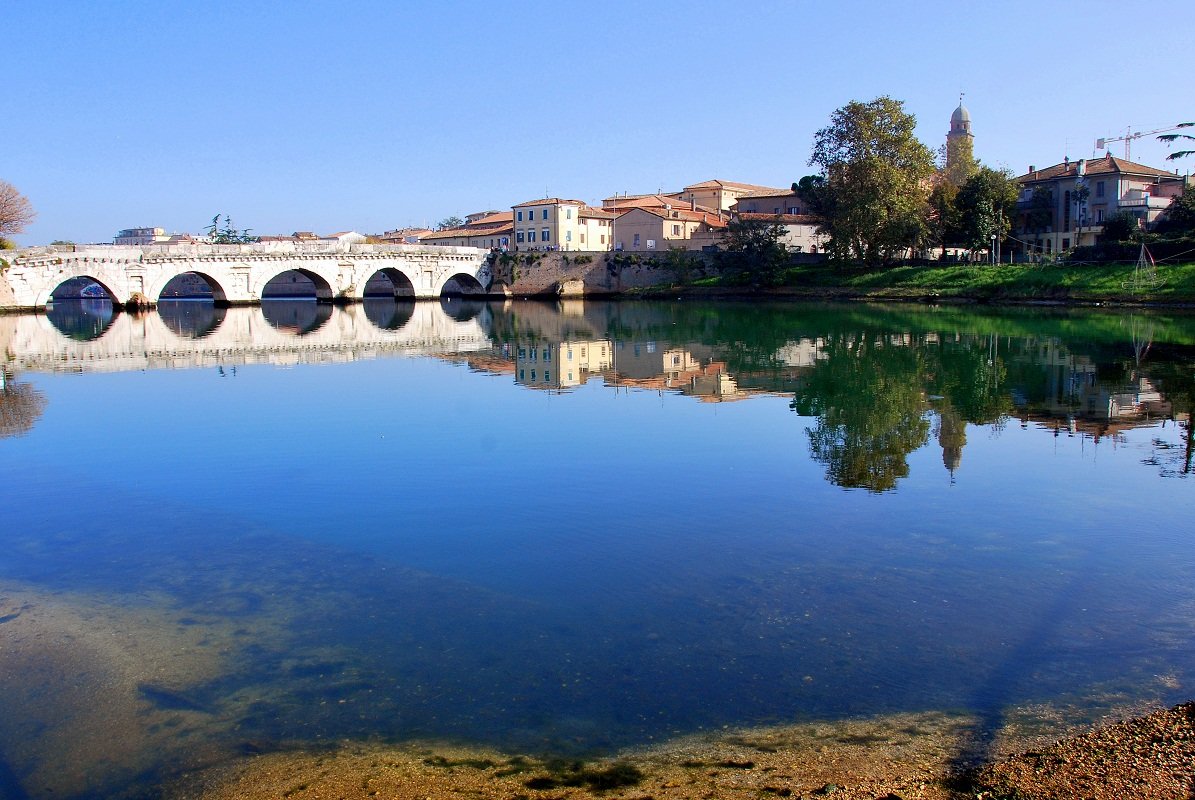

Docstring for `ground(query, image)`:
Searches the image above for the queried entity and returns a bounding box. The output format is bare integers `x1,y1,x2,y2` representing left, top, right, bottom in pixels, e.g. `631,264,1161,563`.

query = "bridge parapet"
1,242,493,310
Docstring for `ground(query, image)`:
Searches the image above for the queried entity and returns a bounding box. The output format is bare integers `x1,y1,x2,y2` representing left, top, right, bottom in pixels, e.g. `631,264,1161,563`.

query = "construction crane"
1096,123,1191,162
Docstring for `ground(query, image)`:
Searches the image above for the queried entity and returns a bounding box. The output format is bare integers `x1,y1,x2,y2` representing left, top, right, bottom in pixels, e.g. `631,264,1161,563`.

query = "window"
518,348,525,358
566,208,572,219
633,233,641,247
580,233,586,244
519,369,524,380
531,370,536,380
517,210,523,221
516,230,525,243
1062,238,1070,250
1096,209,1104,223
530,349,537,362
542,228,550,242
600,234,606,244
567,349,573,360
565,230,572,242
543,348,551,362
528,230,536,242
544,371,550,382
787,206,799,214
568,371,574,381
671,224,681,236
1096,181,1105,198
542,209,549,220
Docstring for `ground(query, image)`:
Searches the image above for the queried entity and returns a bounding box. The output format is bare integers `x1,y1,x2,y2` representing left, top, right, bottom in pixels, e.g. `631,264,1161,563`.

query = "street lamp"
990,233,997,266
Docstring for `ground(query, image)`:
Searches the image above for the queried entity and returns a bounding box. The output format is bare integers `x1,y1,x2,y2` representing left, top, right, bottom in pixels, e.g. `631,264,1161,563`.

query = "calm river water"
1,298,1193,798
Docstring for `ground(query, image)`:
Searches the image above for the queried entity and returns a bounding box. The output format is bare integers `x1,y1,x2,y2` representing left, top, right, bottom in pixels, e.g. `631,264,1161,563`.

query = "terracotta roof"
737,189,799,199
579,207,616,219
605,194,720,214
624,206,729,228
422,221,513,241
737,212,821,225
1017,155,1183,183
468,211,514,225
513,197,586,207
682,179,788,193
602,192,682,203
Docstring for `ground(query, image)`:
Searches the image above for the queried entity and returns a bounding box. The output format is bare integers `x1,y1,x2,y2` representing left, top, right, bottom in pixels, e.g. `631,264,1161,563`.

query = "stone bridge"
0,240,494,310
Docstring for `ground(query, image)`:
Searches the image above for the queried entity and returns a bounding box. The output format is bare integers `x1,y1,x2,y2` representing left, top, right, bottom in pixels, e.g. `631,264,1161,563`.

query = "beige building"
114,227,169,245
677,179,790,212
614,206,728,252
422,211,513,250
377,227,433,244
1014,154,1188,256
735,212,827,253
734,189,805,216
512,198,614,251
514,339,613,390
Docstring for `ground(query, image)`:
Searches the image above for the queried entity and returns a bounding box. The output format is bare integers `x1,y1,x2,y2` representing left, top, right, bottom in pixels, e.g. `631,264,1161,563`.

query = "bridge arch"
152,271,230,305
259,268,335,303
439,272,487,297
363,267,416,298
44,274,121,304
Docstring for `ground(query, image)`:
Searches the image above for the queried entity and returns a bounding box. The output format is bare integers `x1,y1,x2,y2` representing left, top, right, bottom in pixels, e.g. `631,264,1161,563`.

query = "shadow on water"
362,297,415,331
439,296,486,323
45,299,116,341
260,299,332,335
157,300,226,339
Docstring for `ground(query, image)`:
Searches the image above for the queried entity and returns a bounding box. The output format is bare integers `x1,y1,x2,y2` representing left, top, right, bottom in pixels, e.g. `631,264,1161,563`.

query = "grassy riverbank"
640,261,1195,305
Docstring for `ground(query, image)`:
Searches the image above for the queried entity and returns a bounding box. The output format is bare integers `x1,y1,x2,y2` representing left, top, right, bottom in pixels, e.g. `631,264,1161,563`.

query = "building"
511,198,615,251
114,227,168,245
1014,155,1188,256
676,179,790,212
613,206,728,252
377,227,433,245
422,211,513,250
733,189,804,216
734,213,827,253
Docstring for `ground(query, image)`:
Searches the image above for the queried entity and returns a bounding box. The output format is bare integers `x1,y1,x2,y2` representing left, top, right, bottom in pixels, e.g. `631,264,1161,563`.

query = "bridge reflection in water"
4,298,493,375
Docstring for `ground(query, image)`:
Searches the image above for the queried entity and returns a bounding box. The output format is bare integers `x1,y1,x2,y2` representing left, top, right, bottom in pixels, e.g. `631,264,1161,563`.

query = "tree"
1153,185,1195,237
0,180,36,244
953,167,1020,255
928,180,962,257
439,216,464,230
1025,187,1054,234
802,96,937,267
1100,211,1141,243
205,214,258,244
1158,122,1195,161
717,216,790,287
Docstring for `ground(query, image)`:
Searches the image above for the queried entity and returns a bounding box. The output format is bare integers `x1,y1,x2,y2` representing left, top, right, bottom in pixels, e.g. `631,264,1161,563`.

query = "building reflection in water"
5,300,1194,488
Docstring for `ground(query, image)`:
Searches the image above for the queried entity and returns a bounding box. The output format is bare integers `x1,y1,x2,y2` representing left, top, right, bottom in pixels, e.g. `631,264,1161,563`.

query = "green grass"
779,261,1195,303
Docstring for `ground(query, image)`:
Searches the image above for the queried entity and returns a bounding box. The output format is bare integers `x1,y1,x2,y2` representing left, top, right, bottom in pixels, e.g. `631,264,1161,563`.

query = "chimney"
1064,156,1070,168
691,196,696,211
1029,165,1035,173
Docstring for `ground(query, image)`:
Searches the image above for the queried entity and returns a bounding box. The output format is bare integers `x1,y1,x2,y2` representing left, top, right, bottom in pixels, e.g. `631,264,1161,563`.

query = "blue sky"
5,0,1191,244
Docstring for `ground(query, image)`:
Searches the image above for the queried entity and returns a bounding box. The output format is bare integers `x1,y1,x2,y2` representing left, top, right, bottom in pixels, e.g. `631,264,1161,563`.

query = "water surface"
1,299,1193,798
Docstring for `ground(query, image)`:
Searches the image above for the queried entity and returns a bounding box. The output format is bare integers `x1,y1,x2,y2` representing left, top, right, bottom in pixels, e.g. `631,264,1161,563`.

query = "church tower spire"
945,94,976,186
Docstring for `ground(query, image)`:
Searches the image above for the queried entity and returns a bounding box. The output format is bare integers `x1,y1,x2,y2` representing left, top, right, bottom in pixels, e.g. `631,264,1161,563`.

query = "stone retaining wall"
494,251,713,296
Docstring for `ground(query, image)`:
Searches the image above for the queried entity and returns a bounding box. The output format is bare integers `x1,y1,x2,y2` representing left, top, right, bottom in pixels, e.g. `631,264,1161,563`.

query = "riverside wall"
495,250,711,296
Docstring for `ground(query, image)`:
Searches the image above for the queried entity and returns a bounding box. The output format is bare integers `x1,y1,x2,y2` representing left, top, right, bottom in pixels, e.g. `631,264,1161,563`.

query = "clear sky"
5,0,1191,245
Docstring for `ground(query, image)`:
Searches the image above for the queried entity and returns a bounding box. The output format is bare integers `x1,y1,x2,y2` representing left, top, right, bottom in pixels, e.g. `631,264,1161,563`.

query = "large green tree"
953,167,1020,255
799,97,937,267
717,216,790,287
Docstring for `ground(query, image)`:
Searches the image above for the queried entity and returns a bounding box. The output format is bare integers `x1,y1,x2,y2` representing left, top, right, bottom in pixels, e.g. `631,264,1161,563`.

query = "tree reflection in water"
0,372,46,439
793,336,930,492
